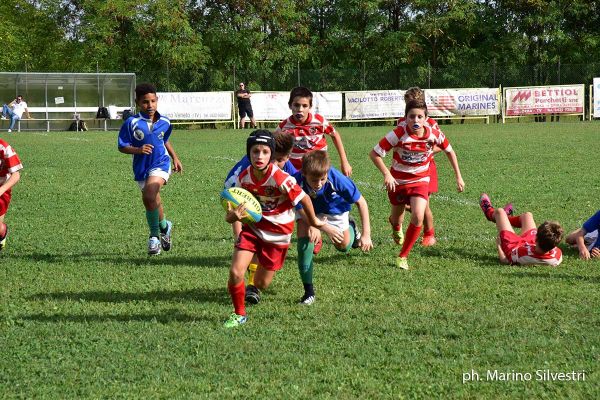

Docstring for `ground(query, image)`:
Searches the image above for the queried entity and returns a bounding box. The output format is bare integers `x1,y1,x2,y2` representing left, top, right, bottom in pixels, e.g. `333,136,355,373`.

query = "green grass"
1,123,599,398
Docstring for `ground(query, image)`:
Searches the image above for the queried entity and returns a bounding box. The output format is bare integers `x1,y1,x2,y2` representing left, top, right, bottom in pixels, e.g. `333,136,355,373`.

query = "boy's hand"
341,162,353,177
308,226,321,244
320,222,344,244
358,234,373,252
139,144,154,155
384,173,396,192
225,202,247,223
456,177,465,192
579,247,591,260
172,157,183,173
591,247,600,259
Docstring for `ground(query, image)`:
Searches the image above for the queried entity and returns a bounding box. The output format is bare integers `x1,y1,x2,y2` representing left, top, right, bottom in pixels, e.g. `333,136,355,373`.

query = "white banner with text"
425,88,500,117
594,78,600,118
504,85,584,116
157,92,232,120
345,90,405,120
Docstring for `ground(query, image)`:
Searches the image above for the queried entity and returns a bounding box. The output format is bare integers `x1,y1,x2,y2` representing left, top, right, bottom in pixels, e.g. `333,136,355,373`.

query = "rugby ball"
220,187,262,224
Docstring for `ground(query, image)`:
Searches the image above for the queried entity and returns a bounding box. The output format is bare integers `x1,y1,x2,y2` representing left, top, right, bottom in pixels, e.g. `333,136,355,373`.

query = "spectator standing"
2,95,31,133
235,82,257,129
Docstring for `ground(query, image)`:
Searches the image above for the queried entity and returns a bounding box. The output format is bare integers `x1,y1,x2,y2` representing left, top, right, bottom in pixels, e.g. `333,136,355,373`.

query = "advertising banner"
158,92,232,120
504,85,584,116
594,78,600,118
314,92,343,120
250,92,290,121
425,88,500,117
345,90,405,120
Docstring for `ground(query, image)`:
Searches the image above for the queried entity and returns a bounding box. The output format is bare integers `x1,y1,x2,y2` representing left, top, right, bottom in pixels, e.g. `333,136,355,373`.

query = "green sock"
336,224,356,253
297,237,315,284
159,218,168,231
146,209,160,237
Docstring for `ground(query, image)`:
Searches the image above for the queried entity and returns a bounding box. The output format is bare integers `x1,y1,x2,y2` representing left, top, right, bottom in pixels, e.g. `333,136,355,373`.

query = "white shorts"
296,211,350,232
136,168,170,190
584,230,599,250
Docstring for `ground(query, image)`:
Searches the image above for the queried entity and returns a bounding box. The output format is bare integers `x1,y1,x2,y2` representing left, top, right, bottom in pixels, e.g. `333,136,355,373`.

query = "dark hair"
288,86,313,107
302,150,330,177
246,130,275,163
405,99,428,117
404,87,424,103
273,131,294,156
135,83,157,99
536,221,563,252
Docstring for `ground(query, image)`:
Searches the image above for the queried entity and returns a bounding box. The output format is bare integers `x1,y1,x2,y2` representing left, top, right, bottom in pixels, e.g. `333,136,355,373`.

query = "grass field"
1,122,599,398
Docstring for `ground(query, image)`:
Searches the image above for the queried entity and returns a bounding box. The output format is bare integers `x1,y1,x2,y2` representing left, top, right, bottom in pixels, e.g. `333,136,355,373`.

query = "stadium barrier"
502,84,585,123
591,78,600,120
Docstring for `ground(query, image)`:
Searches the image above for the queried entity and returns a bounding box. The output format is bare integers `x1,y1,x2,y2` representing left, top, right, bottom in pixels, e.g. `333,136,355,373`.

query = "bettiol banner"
425,88,500,117
251,91,343,121
345,90,405,120
505,85,584,116
158,92,232,120
593,78,600,118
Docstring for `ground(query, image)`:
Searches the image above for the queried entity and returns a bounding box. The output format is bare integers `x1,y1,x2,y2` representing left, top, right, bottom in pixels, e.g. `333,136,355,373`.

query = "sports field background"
1,123,598,398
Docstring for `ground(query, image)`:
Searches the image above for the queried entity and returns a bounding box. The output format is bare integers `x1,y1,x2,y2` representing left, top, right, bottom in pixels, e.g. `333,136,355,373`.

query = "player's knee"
494,208,506,218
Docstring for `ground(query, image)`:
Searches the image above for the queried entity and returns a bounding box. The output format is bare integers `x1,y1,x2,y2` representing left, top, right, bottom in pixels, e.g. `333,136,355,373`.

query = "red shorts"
428,160,438,194
0,190,12,217
499,229,536,257
235,227,289,271
387,184,429,206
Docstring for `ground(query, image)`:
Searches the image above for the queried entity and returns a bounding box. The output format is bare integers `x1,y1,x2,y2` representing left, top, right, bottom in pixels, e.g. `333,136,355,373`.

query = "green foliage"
0,123,599,397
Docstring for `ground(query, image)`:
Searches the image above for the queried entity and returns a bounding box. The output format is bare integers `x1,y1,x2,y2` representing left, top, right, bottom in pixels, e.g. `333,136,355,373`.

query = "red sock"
423,228,435,237
228,281,246,316
485,207,495,221
399,223,422,258
508,215,522,228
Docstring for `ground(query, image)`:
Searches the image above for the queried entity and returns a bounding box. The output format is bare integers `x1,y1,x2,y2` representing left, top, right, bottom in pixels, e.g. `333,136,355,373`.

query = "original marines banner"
504,85,584,116
345,90,405,120
158,92,232,120
593,78,600,118
250,91,343,121
425,88,500,117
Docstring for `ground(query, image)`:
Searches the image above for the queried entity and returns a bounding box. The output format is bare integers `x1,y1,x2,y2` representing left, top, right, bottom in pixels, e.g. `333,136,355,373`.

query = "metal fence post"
297,61,301,86
428,60,431,89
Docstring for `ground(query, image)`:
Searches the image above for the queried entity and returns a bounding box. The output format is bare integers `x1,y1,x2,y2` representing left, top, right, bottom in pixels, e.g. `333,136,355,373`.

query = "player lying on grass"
370,99,464,270
479,194,563,266
293,150,373,305
565,210,600,260
223,130,338,328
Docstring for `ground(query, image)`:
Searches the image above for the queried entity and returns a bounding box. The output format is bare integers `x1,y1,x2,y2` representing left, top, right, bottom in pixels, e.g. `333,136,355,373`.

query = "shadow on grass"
420,245,499,266
28,287,230,305
12,252,231,268
500,270,600,283
19,308,218,324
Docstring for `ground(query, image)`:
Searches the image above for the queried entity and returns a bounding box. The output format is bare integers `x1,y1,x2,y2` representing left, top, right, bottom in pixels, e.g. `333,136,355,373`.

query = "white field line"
209,155,237,162
66,137,90,142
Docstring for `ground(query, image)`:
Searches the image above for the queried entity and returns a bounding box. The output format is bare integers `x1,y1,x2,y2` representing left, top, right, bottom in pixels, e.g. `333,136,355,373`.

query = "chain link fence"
137,62,600,93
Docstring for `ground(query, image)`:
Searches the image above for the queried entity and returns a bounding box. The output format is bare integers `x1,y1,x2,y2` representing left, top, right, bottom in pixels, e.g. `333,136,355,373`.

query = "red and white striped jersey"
236,163,305,246
510,236,563,266
373,125,452,187
274,113,336,168
0,139,23,186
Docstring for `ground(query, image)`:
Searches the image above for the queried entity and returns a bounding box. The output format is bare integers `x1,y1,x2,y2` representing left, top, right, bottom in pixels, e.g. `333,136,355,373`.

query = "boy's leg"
296,219,316,304
519,211,536,232
389,204,405,245
142,176,165,255
225,249,254,326
248,266,276,304
422,203,436,246
493,208,515,234
398,196,427,261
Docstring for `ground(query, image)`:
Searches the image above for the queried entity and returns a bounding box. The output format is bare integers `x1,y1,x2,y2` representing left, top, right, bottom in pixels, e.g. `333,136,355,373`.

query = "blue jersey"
118,111,173,181
294,167,361,214
583,210,600,249
224,156,298,189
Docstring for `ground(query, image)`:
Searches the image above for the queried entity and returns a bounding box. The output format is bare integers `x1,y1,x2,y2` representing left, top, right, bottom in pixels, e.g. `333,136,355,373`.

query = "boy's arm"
299,196,344,243
165,141,183,173
119,144,154,155
330,131,352,176
571,229,591,260
354,195,373,251
444,150,465,192
0,170,20,197
369,149,396,192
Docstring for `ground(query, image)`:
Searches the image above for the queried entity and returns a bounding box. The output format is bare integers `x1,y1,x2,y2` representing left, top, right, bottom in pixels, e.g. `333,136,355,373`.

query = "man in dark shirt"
235,82,257,129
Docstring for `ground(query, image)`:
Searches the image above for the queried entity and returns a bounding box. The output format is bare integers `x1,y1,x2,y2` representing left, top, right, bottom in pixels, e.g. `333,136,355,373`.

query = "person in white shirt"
2,95,31,133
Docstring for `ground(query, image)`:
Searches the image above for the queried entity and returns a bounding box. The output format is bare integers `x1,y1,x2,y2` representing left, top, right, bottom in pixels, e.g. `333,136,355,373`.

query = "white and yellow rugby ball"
220,187,262,224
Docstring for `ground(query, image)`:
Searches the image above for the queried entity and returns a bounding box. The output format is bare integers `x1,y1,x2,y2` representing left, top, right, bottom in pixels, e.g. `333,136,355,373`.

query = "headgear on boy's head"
246,130,275,165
